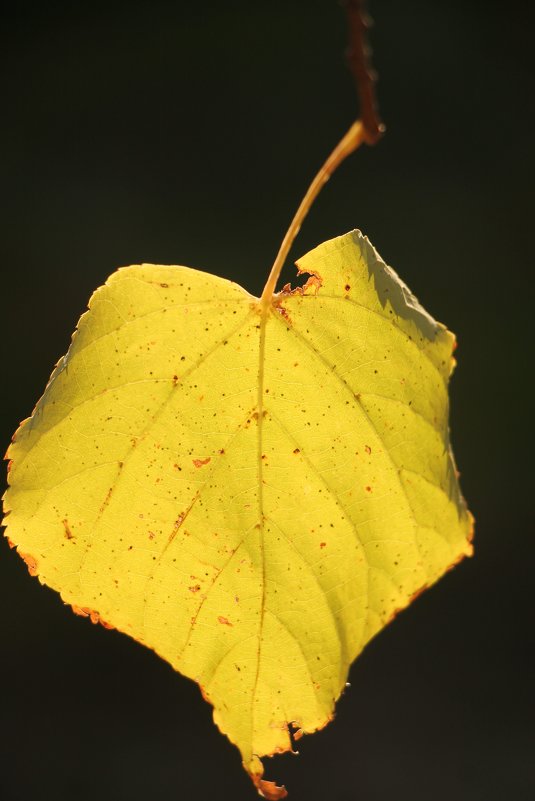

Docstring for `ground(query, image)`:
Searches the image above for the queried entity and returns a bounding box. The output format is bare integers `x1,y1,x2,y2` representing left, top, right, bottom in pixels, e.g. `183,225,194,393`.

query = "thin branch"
343,0,385,143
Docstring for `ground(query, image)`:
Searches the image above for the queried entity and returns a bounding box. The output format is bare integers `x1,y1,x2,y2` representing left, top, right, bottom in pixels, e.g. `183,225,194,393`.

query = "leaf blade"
3,231,472,794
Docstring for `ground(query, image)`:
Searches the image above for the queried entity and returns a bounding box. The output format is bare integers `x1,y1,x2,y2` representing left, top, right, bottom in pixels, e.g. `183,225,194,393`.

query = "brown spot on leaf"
319,542,327,549
192,457,211,468
167,512,187,542
408,583,429,604
62,519,74,540
280,267,323,297
300,272,322,294
71,605,115,630
386,606,404,625
364,444,371,455
273,270,323,326
217,616,232,627
293,448,300,454
250,775,288,801
275,304,292,325
189,585,201,593
365,486,372,492
99,486,114,514
386,583,431,626
467,514,475,543
72,605,90,618
20,552,38,576
198,684,211,703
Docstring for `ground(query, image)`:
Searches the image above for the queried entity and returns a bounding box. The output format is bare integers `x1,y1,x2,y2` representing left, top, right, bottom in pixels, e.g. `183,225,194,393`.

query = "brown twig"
343,0,385,144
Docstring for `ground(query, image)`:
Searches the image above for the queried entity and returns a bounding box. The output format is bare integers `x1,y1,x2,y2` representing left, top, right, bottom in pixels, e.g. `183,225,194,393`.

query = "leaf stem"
260,0,384,308
260,119,366,308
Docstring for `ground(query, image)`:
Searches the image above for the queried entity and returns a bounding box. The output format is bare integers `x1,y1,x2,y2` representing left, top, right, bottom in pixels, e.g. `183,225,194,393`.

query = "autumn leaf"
3,230,472,798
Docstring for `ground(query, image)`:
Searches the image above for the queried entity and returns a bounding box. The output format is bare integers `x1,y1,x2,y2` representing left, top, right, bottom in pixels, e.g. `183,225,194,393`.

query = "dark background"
1,1,533,800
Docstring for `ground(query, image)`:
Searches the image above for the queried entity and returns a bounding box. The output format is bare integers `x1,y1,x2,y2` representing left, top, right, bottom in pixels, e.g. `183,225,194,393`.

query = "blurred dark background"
1,1,533,800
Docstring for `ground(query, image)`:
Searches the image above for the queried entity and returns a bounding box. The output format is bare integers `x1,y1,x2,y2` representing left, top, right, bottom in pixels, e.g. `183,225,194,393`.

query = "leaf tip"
246,755,288,800
251,774,288,800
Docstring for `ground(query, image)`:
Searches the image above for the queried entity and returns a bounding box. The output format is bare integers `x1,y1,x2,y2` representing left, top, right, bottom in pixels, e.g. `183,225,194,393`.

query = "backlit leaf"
3,230,473,798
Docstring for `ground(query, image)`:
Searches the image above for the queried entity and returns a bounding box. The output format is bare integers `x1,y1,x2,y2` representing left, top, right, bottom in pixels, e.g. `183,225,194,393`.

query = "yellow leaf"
3,230,472,798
